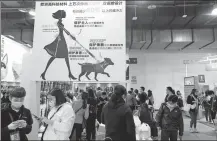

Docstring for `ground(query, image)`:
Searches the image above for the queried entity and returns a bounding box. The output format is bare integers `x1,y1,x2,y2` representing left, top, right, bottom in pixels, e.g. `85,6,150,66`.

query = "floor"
94,116,217,140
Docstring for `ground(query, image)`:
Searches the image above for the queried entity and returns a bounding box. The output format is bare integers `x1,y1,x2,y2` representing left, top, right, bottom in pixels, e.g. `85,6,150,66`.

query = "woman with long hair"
40,10,76,80
86,89,97,141
187,89,200,133
70,91,89,141
101,85,136,141
41,88,75,140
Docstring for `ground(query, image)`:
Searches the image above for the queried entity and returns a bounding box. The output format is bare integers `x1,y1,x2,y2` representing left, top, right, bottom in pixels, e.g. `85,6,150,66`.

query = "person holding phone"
40,88,75,140
1,87,33,141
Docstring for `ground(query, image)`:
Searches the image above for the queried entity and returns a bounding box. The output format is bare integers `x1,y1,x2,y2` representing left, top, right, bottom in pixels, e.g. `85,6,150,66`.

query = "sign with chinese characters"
131,76,137,84
32,1,126,82
198,75,205,83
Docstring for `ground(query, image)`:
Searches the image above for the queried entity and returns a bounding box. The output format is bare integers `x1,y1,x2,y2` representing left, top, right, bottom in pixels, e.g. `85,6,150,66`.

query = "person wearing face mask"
1,87,33,141
41,88,75,140
156,95,184,141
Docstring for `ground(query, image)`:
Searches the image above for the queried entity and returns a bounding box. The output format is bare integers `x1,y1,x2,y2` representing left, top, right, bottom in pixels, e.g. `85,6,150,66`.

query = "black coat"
155,103,184,136
101,97,136,141
1,104,33,141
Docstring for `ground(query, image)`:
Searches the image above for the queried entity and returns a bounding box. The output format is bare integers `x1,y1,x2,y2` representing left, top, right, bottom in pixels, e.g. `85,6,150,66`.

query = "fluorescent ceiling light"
148,5,156,9
29,9,36,16
19,9,28,12
132,17,137,20
182,14,187,18
212,5,217,15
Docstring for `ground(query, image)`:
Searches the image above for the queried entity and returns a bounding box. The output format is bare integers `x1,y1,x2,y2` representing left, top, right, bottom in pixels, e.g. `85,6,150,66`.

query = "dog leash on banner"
59,24,100,62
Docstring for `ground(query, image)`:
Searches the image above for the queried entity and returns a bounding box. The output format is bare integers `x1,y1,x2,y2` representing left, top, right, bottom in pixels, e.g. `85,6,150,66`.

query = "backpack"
138,103,153,124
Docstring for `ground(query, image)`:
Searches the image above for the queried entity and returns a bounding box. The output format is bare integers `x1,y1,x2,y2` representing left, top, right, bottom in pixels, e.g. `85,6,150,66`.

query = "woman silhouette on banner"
41,10,77,80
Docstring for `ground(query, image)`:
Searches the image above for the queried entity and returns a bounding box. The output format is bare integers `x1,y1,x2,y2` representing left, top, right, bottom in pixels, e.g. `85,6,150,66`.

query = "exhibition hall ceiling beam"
146,29,153,50
199,28,215,49
181,28,194,50
164,29,173,50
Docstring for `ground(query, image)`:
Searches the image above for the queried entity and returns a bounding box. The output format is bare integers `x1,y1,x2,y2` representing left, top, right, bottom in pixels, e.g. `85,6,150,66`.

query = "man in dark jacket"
210,90,217,121
1,87,33,141
156,95,184,141
101,85,136,141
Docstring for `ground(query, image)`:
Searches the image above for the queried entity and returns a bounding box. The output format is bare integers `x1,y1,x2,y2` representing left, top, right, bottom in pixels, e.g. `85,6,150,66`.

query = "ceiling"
1,0,217,51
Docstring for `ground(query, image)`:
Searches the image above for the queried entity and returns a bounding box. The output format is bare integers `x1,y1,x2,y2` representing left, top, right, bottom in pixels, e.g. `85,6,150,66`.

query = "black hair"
130,88,134,91
67,93,74,100
49,88,66,106
148,90,152,97
52,10,66,19
191,89,197,95
102,92,107,95
140,87,145,91
10,87,26,98
82,92,88,109
208,90,215,95
97,87,101,91
88,89,95,98
111,85,126,104
134,89,139,94
128,91,132,94
176,90,181,95
168,94,178,103
139,93,148,103
79,89,84,93
167,86,175,95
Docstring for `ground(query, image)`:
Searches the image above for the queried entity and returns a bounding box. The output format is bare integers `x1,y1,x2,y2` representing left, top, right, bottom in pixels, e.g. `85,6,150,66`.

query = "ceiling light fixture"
29,9,36,16
132,6,137,21
182,0,187,18
18,9,28,12
182,14,187,18
148,5,156,10
212,4,217,15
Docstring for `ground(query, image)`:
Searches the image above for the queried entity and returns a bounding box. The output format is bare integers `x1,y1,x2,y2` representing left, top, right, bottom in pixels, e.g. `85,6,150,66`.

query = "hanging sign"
198,75,205,83
31,1,126,82
131,76,137,84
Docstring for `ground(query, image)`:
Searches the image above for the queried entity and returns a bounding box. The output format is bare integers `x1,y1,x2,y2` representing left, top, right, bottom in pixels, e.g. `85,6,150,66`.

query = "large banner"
32,1,126,82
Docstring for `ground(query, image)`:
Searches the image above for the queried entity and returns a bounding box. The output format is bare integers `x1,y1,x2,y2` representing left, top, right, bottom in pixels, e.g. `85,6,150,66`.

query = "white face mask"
12,102,23,109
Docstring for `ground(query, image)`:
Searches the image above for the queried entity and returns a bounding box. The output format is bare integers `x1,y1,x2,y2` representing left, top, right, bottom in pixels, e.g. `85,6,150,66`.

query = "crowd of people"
1,85,217,141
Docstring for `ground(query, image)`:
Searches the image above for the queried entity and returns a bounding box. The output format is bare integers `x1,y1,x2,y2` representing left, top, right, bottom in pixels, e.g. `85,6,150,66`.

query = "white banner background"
32,1,126,82
1,35,31,82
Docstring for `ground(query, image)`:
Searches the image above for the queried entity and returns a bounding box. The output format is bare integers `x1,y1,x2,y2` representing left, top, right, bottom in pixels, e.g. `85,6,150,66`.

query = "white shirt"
43,102,75,140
